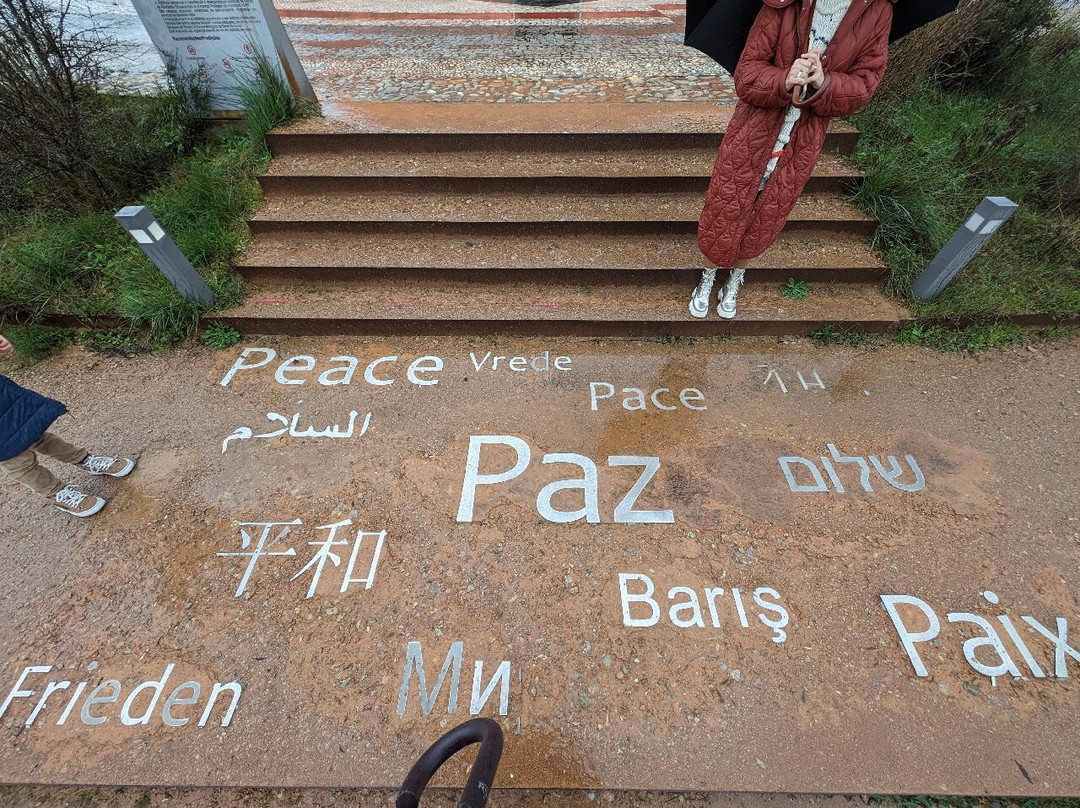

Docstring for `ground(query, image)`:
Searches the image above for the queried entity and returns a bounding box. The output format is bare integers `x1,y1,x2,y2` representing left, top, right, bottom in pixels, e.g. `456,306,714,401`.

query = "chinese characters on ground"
216,518,387,599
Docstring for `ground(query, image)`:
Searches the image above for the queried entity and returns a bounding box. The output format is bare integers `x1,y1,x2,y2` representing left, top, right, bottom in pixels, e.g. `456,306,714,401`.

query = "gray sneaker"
54,485,106,517
79,454,136,477
717,268,746,320
688,269,717,319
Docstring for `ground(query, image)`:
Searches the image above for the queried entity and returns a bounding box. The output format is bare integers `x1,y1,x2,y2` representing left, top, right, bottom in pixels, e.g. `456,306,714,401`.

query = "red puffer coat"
698,0,895,268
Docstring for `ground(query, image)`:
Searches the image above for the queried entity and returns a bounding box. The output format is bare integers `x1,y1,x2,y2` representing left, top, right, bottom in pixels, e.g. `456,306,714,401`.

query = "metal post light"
114,205,214,306
911,196,1019,301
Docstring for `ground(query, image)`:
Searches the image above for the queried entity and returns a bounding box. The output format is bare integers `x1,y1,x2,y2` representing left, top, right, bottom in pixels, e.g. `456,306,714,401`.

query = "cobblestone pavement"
65,0,736,111
278,1,735,108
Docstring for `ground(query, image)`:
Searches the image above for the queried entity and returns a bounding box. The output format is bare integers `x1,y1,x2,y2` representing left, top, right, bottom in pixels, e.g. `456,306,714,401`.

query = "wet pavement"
62,0,734,108
1,336,1079,794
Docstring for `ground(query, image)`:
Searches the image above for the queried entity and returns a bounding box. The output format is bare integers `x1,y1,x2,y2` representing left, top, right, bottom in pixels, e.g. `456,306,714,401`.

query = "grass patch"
1,324,71,366
806,325,873,347
0,58,302,358
202,320,243,349
76,329,143,357
894,321,1075,353
850,19,1080,319
895,322,1028,352
780,278,811,300
873,797,1080,808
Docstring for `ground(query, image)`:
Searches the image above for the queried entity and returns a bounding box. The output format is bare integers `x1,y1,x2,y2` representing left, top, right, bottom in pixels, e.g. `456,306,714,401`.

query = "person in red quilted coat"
692,0,895,319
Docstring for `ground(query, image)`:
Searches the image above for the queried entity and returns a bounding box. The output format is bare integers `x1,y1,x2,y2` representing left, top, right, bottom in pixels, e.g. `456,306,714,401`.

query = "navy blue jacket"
0,375,67,462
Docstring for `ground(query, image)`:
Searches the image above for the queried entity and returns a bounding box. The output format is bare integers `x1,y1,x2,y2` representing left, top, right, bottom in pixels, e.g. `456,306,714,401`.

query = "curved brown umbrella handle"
396,718,504,808
791,72,825,109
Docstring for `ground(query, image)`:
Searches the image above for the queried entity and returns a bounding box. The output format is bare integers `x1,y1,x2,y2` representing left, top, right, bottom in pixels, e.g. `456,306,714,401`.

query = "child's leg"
33,432,88,465
0,447,64,496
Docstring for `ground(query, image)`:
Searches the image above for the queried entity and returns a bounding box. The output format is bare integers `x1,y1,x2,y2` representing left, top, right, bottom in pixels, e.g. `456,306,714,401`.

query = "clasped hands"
785,50,825,93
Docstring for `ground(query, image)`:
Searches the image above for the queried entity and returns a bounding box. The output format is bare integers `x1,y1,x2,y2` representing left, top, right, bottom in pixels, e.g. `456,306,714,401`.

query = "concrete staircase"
219,102,908,336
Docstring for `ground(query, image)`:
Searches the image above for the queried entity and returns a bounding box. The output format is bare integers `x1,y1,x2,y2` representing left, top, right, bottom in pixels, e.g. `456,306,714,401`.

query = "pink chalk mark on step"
256,297,300,303
384,300,431,307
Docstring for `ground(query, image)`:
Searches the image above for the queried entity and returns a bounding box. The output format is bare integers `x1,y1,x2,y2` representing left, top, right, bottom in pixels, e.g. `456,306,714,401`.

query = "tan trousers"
0,432,88,497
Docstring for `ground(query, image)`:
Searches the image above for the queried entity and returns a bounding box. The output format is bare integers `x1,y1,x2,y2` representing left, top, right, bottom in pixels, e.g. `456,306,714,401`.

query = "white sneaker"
717,268,746,320
688,269,717,318
79,454,136,477
54,485,106,517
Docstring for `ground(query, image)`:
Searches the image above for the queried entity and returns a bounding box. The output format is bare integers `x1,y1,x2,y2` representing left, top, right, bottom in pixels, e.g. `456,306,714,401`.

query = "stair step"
260,172,857,196
278,101,740,137
267,103,861,156
215,278,908,337
235,229,885,284
248,191,872,235
261,147,862,184
268,128,860,158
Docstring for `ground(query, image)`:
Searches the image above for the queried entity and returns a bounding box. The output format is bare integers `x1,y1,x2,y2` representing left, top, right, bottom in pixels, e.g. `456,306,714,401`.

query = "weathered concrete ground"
1,335,1078,799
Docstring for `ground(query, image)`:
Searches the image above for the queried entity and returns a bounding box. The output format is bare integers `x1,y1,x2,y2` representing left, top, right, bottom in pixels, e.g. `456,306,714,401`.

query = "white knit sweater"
760,0,854,188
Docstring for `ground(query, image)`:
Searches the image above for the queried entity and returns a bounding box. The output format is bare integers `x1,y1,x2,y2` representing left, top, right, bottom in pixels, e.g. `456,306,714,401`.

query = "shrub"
878,0,1061,99
0,0,209,214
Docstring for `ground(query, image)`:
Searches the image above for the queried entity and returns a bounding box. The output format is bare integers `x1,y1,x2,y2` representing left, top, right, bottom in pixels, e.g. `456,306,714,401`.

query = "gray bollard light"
115,205,214,305
911,196,1019,301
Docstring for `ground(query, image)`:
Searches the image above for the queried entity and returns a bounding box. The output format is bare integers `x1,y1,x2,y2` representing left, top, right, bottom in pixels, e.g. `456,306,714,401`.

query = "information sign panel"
130,0,314,113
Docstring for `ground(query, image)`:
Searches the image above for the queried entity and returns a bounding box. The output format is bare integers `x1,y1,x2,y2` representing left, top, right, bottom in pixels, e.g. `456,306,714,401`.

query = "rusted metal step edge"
273,101,858,136
246,219,878,239
260,149,865,180
217,279,907,332
266,130,860,158
233,265,887,285
211,315,904,338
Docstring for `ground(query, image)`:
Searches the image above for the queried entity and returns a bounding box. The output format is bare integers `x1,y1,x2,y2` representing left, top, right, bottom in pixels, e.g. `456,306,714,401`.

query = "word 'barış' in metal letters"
619,573,790,642
217,518,386,599
779,445,925,493
222,410,372,453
